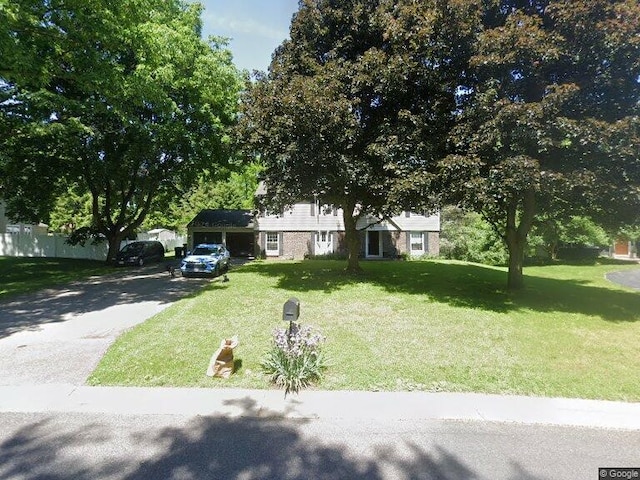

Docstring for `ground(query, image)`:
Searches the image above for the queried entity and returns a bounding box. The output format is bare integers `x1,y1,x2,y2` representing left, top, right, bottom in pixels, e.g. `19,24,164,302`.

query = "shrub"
440,206,508,265
261,324,326,396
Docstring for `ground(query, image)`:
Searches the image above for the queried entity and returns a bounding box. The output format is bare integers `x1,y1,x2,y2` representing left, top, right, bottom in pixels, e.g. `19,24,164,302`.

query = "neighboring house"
187,202,440,260
0,201,48,235
187,209,256,257
146,228,177,244
613,239,637,259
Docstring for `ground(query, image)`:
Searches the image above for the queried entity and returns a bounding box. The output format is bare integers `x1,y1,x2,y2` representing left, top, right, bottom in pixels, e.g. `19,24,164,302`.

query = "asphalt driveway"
0,264,211,386
606,267,640,290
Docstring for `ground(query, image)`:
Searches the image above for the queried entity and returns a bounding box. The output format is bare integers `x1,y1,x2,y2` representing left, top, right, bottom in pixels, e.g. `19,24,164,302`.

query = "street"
1,410,639,480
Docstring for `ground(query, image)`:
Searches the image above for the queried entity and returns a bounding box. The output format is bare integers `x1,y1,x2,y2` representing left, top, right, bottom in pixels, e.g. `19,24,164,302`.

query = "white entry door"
315,231,333,255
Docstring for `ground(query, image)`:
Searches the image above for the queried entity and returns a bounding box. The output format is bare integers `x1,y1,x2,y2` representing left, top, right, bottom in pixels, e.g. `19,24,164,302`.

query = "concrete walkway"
1,263,639,431
0,384,639,431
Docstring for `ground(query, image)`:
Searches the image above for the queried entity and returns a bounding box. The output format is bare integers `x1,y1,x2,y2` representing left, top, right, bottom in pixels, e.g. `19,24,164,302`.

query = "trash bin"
174,247,183,258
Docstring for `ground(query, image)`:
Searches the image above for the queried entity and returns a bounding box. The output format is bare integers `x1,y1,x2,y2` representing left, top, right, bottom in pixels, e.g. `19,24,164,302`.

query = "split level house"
186,200,440,260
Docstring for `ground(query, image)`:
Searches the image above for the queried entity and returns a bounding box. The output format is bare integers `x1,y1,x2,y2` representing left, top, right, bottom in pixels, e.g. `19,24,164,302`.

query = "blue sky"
197,0,300,73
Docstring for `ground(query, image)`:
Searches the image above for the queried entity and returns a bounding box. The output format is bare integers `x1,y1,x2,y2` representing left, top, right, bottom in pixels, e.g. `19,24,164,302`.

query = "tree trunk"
105,230,125,265
342,202,362,273
506,230,525,290
504,190,536,291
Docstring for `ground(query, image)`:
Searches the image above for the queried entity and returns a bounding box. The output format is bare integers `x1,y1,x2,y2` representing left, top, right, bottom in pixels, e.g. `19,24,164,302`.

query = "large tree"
441,0,640,289
241,0,474,272
0,0,243,261
142,161,263,233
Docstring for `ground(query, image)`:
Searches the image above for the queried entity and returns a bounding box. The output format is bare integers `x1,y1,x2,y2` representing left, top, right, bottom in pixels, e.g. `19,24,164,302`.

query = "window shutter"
311,232,316,255
260,232,265,256
279,232,284,256
423,232,429,254
406,232,411,253
310,202,315,216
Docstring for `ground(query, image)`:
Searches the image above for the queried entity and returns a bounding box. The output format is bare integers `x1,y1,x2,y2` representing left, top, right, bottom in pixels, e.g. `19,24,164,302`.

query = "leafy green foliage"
142,162,262,233
440,206,508,266
0,0,243,260
241,0,473,272
441,0,640,289
48,184,93,233
261,324,326,396
529,215,610,260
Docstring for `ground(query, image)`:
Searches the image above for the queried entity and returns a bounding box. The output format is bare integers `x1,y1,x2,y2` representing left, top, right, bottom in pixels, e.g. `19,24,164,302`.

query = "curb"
1,385,638,431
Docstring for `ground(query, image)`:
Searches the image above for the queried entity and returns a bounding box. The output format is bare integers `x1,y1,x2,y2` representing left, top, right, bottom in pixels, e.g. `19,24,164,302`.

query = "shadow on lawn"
239,260,640,322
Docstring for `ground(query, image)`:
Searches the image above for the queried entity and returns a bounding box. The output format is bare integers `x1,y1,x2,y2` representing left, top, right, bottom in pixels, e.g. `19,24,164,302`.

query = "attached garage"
187,210,256,258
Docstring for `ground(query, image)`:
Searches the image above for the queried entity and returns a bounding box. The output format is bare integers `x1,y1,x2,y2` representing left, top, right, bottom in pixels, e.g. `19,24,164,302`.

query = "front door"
315,231,333,255
367,230,381,257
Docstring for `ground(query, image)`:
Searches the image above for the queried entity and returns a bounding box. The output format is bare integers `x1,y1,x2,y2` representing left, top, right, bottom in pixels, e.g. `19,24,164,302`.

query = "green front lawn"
0,256,112,299
89,259,640,401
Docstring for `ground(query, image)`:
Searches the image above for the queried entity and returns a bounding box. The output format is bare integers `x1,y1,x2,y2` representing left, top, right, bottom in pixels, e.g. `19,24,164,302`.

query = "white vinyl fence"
0,233,187,261
0,233,108,260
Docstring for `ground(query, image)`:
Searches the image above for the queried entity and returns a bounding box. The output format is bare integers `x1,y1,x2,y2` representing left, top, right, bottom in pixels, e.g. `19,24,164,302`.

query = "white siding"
392,211,440,232
256,203,343,232
256,202,440,233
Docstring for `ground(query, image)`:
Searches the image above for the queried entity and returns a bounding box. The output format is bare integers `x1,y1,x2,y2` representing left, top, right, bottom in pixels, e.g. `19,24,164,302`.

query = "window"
410,232,424,253
266,232,279,255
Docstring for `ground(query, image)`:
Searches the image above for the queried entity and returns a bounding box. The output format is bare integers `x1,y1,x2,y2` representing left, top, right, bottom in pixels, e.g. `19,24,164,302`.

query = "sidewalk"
1,384,639,431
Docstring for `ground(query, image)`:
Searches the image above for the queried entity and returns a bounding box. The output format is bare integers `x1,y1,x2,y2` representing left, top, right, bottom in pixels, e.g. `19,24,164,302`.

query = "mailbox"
283,297,300,322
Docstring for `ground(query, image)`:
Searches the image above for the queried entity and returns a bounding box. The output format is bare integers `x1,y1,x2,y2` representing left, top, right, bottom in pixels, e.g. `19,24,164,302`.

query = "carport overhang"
187,209,256,257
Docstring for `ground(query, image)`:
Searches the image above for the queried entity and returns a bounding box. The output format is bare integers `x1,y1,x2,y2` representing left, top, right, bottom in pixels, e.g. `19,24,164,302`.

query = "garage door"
225,232,255,257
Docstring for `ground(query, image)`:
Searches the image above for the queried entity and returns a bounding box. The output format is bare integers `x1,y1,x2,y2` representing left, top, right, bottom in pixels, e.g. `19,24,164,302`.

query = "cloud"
203,13,288,41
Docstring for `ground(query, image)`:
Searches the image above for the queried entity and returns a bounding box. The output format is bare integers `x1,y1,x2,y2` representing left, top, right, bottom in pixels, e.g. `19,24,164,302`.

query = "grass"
88,258,640,401
0,256,112,298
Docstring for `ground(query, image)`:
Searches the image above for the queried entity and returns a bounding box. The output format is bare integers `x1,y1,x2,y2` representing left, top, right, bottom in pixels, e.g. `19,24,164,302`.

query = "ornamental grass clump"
262,324,326,396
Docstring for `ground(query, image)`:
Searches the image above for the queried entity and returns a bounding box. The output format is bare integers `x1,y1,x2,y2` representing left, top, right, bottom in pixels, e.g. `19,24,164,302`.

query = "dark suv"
114,241,165,267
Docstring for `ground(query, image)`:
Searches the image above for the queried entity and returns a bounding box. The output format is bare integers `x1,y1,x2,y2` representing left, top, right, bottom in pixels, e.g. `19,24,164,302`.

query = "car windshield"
121,243,143,253
192,246,218,255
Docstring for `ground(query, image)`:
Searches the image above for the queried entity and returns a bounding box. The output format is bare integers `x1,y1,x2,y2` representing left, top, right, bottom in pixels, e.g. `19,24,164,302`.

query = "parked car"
180,243,230,277
114,241,165,267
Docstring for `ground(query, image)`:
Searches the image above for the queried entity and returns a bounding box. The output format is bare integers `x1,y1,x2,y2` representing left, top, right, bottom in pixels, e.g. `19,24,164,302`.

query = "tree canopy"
441,0,640,289
241,0,474,271
0,0,243,260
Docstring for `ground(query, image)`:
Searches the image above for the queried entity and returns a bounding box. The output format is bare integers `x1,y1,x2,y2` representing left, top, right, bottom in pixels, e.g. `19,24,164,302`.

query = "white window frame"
265,232,280,256
410,232,425,255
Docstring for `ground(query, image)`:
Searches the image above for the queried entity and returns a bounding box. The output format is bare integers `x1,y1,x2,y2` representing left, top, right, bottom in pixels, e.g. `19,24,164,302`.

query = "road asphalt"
1,262,640,479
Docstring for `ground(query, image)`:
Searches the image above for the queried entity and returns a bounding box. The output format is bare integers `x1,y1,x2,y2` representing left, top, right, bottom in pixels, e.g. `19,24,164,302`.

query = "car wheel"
214,264,220,277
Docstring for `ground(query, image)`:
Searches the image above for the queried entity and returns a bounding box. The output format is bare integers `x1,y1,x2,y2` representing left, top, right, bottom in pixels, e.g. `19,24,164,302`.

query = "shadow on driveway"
0,264,211,340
